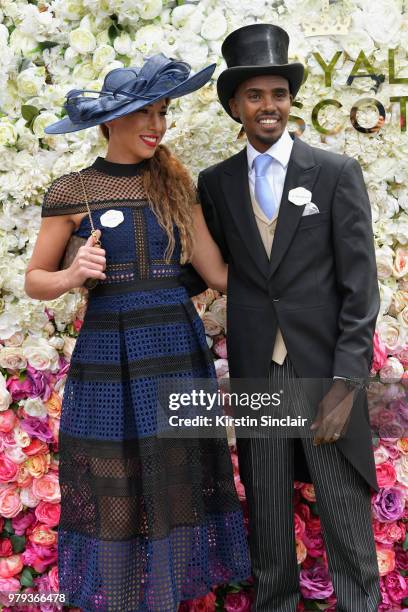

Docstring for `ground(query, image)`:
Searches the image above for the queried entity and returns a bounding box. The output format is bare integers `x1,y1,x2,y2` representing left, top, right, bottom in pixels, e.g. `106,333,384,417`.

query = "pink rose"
0,554,23,578
300,483,316,502
0,486,23,518
371,332,388,374
300,564,334,600
303,531,325,558
6,375,33,401
0,576,20,592
11,509,36,535
224,591,252,611
32,472,60,503
304,516,321,536
22,542,57,573
186,591,216,611
0,455,18,483
35,501,60,527
48,565,59,591
373,520,404,545
0,539,13,557
0,410,17,434
294,513,305,539
213,337,228,359
376,461,397,488
29,524,57,547
383,570,408,603
380,358,404,383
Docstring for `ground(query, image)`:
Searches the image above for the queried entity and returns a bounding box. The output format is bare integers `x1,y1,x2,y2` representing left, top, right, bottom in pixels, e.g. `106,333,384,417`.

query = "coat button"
273,297,280,302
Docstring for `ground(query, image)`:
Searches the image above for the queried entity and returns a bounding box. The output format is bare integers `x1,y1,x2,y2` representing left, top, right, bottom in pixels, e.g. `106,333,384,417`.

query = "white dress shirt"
246,129,293,364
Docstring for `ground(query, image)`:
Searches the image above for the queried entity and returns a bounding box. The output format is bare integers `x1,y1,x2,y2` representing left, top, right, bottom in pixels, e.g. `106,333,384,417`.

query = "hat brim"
45,63,216,134
217,63,304,122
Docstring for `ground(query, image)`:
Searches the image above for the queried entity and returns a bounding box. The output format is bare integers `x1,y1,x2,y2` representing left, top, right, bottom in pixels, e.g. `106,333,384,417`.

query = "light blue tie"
253,153,276,220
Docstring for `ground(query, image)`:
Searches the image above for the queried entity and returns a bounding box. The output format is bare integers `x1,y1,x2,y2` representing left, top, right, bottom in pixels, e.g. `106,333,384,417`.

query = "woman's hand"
64,230,106,289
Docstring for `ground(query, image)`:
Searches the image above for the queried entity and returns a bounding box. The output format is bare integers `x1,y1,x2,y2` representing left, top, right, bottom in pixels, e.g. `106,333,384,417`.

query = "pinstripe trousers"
237,358,381,612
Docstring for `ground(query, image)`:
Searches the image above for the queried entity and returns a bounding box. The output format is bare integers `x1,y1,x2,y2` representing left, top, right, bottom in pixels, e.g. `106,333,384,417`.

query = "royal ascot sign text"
291,49,408,135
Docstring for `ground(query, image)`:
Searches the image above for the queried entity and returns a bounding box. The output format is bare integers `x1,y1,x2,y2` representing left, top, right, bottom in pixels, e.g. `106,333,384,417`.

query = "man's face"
229,75,292,152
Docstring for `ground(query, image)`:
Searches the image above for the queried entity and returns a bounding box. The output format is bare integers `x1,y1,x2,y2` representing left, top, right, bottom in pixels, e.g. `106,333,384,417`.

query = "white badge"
100,210,124,228
288,187,312,206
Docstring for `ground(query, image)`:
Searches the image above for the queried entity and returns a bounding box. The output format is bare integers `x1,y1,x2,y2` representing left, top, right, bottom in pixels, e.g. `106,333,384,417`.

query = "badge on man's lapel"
288,187,320,216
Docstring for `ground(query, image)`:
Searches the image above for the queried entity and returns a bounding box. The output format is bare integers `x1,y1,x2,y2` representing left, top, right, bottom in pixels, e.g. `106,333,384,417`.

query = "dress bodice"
41,157,183,290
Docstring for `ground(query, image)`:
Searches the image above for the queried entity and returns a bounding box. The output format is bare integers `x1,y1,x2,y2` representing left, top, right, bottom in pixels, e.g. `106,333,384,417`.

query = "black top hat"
217,24,304,122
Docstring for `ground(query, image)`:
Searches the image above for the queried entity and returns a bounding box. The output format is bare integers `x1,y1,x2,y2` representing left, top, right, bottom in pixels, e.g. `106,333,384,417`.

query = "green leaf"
403,531,408,551
108,24,119,43
38,41,59,51
3,519,14,535
10,534,26,554
20,567,34,588
21,105,40,123
310,502,320,516
403,597,408,607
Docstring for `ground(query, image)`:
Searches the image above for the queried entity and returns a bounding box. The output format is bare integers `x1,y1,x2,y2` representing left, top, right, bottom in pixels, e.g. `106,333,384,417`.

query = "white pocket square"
302,202,320,216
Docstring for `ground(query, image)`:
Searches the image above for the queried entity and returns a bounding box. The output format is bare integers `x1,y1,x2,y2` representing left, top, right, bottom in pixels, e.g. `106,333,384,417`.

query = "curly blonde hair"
100,126,196,264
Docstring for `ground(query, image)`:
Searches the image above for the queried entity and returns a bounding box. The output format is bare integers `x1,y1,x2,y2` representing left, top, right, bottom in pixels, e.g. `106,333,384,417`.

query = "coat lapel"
269,137,321,278
221,148,270,278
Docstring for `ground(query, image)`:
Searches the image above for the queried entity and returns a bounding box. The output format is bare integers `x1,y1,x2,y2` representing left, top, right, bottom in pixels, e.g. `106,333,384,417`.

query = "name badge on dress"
100,210,124,228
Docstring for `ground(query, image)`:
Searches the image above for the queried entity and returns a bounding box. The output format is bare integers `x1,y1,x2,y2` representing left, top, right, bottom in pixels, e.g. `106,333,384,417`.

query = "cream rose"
138,0,162,20
379,357,404,383
20,484,40,508
0,120,17,147
16,67,46,98
32,112,60,138
92,44,116,71
22,337,60,372
0,486,23,518
376,245,394,279
113,33,132,56
0,373,11,412
22,398,48,419
393,246,408,279
377,316,405,354
69,27,97,54
0,346,27,370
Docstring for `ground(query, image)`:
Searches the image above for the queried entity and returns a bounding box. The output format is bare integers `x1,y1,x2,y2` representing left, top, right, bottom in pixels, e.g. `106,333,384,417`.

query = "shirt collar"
247,129,294,172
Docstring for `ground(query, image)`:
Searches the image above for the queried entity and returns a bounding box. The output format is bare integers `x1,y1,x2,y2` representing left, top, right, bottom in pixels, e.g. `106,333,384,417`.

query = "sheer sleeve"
41,172,89,218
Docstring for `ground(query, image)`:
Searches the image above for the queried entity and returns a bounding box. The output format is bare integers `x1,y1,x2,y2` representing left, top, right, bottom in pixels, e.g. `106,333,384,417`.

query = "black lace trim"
58,432,241,541
83,301,197,331
69,351,210,382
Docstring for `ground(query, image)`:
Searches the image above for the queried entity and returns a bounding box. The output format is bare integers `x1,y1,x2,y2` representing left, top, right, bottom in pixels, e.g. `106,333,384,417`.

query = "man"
197,23,381,611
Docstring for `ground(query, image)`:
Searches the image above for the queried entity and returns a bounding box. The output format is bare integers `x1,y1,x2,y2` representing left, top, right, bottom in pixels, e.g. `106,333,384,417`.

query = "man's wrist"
333,376,366,391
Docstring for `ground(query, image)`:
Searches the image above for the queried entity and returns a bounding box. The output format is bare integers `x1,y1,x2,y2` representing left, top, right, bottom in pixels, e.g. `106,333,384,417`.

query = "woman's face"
105,98,168,161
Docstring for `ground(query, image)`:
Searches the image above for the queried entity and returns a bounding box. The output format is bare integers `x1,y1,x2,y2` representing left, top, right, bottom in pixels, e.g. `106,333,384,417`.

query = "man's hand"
310,379,356,445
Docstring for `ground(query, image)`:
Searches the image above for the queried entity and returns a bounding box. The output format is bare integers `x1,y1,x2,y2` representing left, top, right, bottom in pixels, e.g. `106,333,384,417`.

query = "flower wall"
0,0,407,609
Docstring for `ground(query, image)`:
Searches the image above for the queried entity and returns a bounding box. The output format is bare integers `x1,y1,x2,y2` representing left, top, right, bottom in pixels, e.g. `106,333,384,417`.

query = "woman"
25,54,250,611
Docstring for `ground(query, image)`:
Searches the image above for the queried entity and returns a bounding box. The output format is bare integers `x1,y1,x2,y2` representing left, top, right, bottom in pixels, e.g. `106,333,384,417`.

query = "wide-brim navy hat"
217,24,304,122
45,53,216,134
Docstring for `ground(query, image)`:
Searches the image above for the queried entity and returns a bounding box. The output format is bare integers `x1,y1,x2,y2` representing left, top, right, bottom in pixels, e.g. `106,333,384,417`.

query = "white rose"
4,446,27,464
379,357,404,383
69,27,96,54
138,0,162,21
20,485,40,508
113,33,132,56
0,120,17,147
72,61,96,83
22,338,60,372
376,245,394,279
17,67,46,98
9,29,37,55
364,2,402,44
99,60,124,80
374,444,389,464
0,347,27,370
201,11,227,41
134,25,163,55
54,0,84,21
177,35,208,68
23,398,48,419
0,372,11,412
48,336,65,350
93,44,116,71
32,112,59,138
0,312,21,341
171,5,196,28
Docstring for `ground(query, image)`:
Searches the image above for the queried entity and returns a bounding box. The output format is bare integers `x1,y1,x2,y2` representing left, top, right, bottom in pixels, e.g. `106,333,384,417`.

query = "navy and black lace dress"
41,157,250,612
